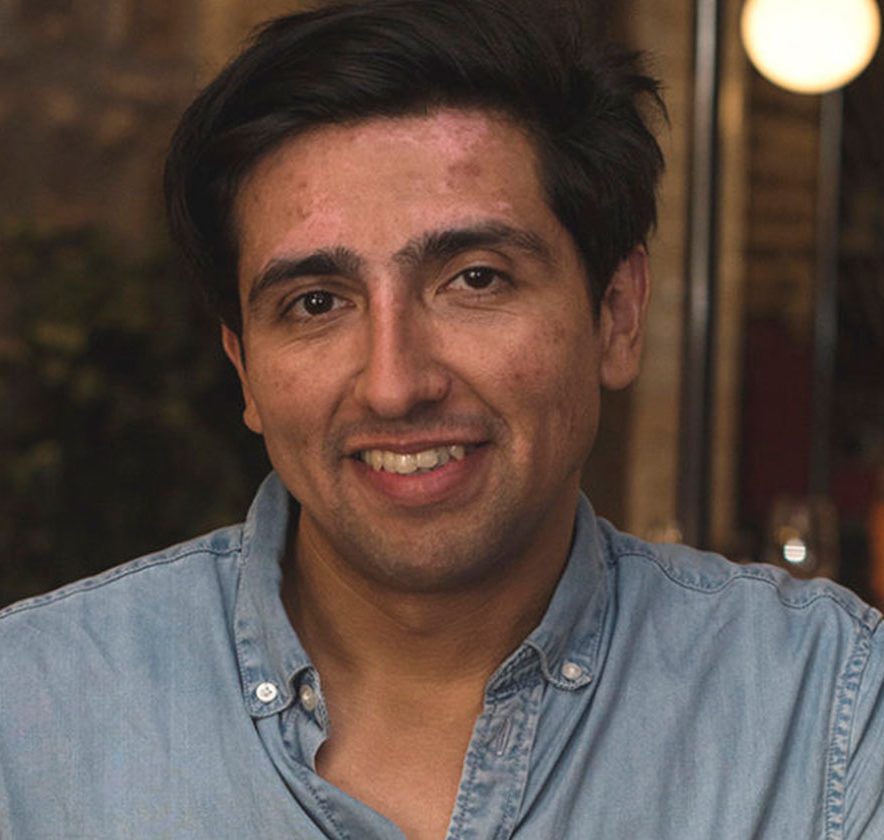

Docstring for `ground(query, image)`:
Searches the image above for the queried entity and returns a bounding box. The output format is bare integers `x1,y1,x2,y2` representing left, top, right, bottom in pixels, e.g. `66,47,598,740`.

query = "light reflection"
765,496,839,579
782,537,808,565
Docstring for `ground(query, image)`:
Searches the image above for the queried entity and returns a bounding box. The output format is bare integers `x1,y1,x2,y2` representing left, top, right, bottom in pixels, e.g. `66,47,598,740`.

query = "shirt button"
299,684,318,712
255,681,278,703
561,661,584,681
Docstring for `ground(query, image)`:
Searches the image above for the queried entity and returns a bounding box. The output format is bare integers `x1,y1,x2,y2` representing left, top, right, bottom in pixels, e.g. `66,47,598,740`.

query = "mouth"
356,444,478,475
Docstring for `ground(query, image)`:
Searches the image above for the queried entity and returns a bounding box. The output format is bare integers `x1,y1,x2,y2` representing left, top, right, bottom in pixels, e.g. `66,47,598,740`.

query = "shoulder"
594,523,884,758
598,519,882,637
0,525,253,830
0,524,245,649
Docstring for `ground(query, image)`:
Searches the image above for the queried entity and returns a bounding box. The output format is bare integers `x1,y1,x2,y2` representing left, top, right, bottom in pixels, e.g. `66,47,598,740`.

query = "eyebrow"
393,222,554,268
248,247,363,309
246,221,554,310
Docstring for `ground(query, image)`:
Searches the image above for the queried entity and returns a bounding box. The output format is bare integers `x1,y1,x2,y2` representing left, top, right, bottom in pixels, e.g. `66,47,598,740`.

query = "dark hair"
164,0,665,332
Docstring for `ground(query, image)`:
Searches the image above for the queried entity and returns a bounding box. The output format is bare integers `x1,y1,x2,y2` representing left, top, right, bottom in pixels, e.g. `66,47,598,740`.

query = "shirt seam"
448,709,492,839
612,547,881,628
824,624,873,840
296,762,352,840
0,534,244,622
492,683,544,840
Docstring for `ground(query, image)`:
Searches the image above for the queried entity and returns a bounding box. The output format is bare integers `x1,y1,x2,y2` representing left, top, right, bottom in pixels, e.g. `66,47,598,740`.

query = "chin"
332,516,520,596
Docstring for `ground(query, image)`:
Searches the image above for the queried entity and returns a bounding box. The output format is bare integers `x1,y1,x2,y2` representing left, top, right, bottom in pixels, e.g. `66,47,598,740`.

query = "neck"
283,507,576,691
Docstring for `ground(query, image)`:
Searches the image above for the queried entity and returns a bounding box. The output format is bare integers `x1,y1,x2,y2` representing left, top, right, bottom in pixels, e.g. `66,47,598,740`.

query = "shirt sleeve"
843,619,884,838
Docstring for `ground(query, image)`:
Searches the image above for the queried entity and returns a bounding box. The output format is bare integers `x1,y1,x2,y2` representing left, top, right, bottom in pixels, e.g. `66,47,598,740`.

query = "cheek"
247,360,320,451
480,318,599,437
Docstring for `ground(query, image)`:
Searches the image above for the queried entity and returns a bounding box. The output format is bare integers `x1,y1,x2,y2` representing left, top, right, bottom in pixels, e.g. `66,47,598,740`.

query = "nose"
352,298,451,418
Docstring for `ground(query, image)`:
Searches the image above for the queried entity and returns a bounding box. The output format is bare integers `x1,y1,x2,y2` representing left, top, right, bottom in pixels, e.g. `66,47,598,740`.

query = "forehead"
232,109,559,274
239,108,541,198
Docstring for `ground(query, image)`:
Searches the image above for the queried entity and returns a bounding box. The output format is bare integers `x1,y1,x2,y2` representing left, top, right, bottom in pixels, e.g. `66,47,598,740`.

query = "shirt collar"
234,472,311,718
233,475,611,714
490,493,611,695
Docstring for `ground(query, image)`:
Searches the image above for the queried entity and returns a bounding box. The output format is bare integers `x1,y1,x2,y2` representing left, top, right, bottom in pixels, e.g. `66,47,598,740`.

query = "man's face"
224,109,646,593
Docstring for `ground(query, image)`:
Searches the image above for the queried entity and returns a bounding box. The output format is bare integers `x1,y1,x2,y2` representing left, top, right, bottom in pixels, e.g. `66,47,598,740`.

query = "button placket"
451,679,544,839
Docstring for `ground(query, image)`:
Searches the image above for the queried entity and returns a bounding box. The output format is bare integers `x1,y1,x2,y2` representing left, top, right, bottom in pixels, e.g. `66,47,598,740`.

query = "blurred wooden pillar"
679,0,724,548
810,91,843,496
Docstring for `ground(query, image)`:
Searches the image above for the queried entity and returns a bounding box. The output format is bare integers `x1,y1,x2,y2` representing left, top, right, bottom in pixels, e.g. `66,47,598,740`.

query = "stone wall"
1,1,195,240
0,0,308,242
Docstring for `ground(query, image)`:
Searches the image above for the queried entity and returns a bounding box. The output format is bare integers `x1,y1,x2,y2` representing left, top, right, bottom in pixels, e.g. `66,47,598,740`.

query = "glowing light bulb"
783,537,809,565
741,0,881,94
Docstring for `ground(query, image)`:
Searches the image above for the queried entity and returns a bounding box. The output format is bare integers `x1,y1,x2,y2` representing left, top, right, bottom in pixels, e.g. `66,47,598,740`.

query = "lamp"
741,0,881,94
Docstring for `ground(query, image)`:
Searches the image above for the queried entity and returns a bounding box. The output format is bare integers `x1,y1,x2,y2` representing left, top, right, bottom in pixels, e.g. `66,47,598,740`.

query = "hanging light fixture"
741,0,881,94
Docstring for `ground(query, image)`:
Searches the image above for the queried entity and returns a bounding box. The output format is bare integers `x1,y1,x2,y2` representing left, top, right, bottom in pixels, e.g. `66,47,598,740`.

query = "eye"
284,289,345,319
448,266,507,292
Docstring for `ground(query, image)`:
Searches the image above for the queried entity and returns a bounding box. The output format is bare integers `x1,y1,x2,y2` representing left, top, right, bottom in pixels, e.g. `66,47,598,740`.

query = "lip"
348,443,489,508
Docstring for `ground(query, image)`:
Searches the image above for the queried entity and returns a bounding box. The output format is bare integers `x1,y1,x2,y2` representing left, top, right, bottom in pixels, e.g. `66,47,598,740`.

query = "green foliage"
0,226,269,607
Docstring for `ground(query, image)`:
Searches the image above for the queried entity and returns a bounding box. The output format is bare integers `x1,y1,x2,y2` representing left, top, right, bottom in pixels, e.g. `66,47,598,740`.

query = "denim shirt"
2,472,883,839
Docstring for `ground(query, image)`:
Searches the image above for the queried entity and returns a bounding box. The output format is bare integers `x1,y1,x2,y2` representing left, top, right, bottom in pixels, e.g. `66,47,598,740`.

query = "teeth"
360,445,470,475
415,449,439,469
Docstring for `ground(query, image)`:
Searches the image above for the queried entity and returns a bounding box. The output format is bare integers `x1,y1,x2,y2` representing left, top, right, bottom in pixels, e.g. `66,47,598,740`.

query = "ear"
221,324,264,435
599,247,651,390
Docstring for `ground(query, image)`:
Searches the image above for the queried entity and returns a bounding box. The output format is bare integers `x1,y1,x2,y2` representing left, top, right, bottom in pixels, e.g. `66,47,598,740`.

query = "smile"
359,445,468,475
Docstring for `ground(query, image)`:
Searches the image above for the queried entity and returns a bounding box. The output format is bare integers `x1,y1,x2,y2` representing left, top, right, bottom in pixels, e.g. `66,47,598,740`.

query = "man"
1,1,883,838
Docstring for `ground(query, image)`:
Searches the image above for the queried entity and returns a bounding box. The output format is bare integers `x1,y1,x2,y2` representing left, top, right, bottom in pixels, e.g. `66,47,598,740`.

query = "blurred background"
1,0,882,608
